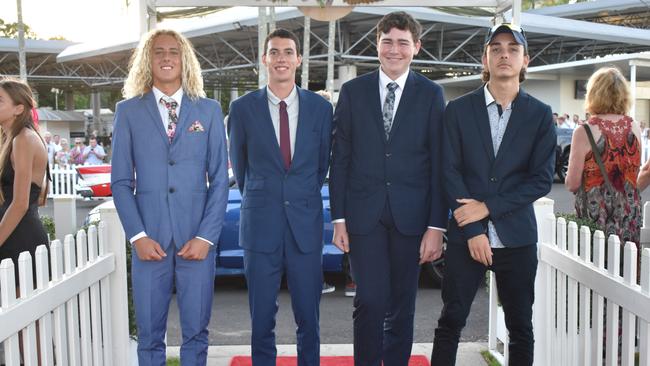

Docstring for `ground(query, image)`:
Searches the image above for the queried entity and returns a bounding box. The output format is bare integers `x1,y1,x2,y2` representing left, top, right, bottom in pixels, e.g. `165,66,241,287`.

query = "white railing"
0,202,129,366
488,198,650,366
48,164,81,198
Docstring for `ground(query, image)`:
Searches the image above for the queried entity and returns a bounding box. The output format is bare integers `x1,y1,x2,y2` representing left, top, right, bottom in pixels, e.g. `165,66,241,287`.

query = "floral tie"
160,96,178,143
383,82,398,140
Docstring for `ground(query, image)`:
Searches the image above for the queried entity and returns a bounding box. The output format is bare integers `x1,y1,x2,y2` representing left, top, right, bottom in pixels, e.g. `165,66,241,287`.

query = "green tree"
0,18,38,39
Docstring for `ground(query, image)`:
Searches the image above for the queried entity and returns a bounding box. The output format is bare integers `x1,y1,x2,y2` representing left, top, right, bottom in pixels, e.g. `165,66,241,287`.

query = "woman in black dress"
0,78,49,291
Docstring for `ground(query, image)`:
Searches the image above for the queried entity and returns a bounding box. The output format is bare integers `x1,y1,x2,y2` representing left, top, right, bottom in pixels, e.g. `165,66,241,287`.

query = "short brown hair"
264,28,301,56
376,11,422,43
585,67,631,115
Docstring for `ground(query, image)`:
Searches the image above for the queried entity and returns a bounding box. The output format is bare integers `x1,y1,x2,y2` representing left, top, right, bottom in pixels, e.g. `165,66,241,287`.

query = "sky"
2,0,135,43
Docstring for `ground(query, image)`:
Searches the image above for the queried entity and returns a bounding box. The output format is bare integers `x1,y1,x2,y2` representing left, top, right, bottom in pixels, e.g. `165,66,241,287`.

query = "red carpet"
230,355,430,366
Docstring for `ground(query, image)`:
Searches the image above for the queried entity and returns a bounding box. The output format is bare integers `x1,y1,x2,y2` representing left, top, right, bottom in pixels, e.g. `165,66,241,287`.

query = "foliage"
555,212,604,234
40,215,55,239
522,0,590,10
167,358,180,366
0,18,38,39
481,350,502,366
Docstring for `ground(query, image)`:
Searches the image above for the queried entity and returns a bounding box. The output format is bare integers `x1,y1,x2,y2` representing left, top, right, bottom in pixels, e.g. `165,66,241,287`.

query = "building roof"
35,108,85,122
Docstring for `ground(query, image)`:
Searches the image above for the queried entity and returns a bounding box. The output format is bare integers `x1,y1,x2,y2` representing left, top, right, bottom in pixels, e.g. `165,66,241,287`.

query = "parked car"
75,164,112,198
85,171,446,286
555,127,573,182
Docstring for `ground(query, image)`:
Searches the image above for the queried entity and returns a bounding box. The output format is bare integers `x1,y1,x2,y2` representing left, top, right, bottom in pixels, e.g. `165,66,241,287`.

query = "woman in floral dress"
565,67,642,244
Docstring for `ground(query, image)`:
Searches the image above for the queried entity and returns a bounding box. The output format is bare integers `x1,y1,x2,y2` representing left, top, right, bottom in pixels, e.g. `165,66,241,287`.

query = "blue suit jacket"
443,86,556,247
329,70,448,236
228,87,332,254
111,91,229,250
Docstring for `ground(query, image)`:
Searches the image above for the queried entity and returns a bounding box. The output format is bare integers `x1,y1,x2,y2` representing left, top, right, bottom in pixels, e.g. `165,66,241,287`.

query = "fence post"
533,197,555,366
98,201,130,366
53,196,77,240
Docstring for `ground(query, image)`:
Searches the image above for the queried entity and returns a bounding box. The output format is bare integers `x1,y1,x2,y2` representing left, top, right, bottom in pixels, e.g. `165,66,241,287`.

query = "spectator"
552,112,559,126
55,138,71,166
565,67,642,244
557,115,571,129
52,134,62,154
82,136,106,165
70,137,86,165
572,114,582,127
0,78,49,292
43,131,56,165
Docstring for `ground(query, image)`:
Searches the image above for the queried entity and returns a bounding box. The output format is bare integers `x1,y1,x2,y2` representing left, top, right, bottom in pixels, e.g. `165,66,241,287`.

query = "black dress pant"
349,202,422,366
431,242,538,366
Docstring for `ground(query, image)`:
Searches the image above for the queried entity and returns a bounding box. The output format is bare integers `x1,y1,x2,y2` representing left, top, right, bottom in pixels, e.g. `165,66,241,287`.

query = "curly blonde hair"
123,29,205,100
585,67,631,116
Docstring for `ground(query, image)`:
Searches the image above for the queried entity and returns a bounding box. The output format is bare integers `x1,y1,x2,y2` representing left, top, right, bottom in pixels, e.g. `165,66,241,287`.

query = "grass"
167,358,180,366
480,350,502,366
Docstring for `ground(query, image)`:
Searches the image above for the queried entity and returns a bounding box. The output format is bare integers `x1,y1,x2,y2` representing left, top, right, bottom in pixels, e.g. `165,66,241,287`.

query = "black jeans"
431,242,538,366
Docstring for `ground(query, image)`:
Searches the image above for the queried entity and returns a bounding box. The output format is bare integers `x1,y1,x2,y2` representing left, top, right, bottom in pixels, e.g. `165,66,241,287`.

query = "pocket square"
188,120,205,132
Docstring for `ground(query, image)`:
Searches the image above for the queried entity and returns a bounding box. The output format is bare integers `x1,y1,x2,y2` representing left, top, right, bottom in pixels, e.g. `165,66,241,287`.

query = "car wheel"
423,256,445,288
557,148,570,183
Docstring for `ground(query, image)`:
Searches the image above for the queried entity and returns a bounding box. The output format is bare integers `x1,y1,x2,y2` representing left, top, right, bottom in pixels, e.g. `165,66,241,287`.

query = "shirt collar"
153,86,184,105
483,83,495,107
379,67,409,91
266,85,298,106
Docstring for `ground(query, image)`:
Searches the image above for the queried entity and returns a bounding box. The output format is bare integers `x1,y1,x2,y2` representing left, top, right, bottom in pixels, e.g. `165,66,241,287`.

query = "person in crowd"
330,11,447,364
572,113,582,127
82,136,106,165
70,137,86,165
432,23,555,366
565,67,642,244
0,78,50,289
557,115,572,129
52,134,62,152
552,112,559,126
112,28,229,366
55,138,71,166
43,131,55,165
229,28,332,365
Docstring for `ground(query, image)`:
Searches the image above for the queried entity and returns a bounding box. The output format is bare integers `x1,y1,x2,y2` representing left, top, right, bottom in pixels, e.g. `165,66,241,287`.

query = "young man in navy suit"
431,24,556,365
228,29,332,365
112,29,229,365
330,12,447,365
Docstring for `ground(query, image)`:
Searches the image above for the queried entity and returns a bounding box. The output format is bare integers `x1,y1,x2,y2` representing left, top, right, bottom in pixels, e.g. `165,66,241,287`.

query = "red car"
75,164,112,197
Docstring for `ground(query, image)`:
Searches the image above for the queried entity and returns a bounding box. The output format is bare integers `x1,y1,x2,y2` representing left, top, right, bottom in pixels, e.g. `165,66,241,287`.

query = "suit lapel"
471,87,496,161
387,71,416,142
495,90,529,164
291,87,311,171
142,91,170,145
172,95,194,146
257,88,285,170
366,71,386,144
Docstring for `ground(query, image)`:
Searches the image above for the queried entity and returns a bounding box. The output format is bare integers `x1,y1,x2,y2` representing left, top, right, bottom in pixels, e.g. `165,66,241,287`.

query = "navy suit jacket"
330,70,448,236
228,87,333,254
111,91,229,250
443,86,556,247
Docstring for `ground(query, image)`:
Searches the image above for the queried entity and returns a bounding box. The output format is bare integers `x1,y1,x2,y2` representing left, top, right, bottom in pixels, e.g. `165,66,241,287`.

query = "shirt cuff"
196,236,214,246
428,226,447,233
332,218,346,224
130,231,147,244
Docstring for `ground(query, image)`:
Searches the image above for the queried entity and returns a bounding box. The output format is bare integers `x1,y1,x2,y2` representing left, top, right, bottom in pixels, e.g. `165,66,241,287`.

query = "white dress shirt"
333,68,445,233
266,85,299,158
129,87,213,246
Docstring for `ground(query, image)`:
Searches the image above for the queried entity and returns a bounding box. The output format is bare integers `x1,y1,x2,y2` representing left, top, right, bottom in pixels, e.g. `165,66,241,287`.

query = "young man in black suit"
330,11,447,365
431,23,556,365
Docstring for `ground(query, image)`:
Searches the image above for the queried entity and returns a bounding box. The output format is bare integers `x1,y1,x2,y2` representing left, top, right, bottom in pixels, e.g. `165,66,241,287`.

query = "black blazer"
330,70,448,236
443,86,556,247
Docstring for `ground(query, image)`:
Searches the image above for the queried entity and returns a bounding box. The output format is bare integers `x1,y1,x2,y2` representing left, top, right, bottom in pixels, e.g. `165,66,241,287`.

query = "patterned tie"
160,96,178,143
383,82,399,140
279,101,291,170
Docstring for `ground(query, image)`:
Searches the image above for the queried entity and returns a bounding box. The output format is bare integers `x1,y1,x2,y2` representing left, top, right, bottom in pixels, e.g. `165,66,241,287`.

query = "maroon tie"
279,101,291,170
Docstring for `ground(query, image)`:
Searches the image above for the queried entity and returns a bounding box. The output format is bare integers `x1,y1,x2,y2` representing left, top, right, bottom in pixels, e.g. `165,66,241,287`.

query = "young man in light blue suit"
228,29,333,365
111,29,229,366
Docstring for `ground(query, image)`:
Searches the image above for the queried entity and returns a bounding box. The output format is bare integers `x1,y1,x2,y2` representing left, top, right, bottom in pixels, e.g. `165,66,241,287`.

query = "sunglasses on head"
488,23,525,37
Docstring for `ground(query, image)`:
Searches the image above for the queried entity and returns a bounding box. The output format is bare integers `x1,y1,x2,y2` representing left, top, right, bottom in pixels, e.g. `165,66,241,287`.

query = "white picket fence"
488,198,650,366
0,203,129,366
48,164,81,198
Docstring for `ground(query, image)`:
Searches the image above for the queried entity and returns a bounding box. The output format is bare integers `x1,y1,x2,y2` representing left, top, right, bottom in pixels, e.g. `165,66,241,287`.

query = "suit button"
169,160,175,166
169,187,175,193
490,177,497,182
386,182,391,187
385,153,391,158
284,201,290,206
